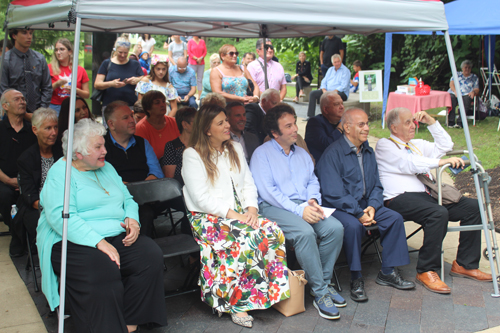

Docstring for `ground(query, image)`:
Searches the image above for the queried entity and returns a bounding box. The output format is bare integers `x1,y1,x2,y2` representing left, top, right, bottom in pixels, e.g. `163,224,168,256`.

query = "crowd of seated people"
0,29,493,331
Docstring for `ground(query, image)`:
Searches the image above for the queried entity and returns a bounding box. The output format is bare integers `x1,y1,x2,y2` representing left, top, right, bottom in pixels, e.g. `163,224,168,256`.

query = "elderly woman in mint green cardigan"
36,119,167,333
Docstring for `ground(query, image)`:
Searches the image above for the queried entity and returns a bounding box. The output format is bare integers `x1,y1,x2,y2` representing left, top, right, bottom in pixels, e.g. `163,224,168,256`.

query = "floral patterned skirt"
188,207,290,313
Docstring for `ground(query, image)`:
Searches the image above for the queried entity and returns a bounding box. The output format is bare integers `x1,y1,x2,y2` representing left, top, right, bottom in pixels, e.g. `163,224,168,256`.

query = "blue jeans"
49,104,62,116
178,93,198,109
259,200,344,298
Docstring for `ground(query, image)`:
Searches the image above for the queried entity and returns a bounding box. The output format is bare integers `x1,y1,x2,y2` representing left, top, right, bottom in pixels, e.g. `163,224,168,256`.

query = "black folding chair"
126,178,200,298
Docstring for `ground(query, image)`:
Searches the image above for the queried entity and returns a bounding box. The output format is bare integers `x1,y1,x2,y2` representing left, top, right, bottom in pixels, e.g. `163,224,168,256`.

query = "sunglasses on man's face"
227,51,239,57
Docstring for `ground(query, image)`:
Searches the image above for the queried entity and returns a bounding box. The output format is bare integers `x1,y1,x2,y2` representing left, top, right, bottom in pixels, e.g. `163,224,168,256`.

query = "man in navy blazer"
316,108,414,302
226,101,259,163
305,91,345,162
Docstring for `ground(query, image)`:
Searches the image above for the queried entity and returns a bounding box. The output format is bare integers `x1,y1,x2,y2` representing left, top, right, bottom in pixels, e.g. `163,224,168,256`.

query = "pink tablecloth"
386,90,452,115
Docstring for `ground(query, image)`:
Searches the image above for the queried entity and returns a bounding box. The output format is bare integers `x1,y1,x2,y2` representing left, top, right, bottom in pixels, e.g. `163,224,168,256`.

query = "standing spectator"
350,60,362,93
241,52,256,68
48,38,90,115
320,35,345,77
292,51,313,103
0,29,52,121
0,89,37,256
94,39,144,116
169,57,198,109
136,55,178,116
168,35,187,67
137,33,156,55
210,44,259,104
187,36,207,100
247,39,287,101
307,54,350,119
200,54,221,101
447,60,479,128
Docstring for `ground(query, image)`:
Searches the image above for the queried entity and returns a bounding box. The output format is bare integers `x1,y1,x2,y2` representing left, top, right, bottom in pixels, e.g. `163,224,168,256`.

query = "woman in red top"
48,38,90,115
187,36,207,100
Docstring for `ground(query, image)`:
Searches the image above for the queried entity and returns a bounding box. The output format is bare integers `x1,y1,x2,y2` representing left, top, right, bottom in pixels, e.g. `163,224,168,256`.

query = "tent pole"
58,16,82,333
382,33,392,128
444,30,500,297
488,35,492,101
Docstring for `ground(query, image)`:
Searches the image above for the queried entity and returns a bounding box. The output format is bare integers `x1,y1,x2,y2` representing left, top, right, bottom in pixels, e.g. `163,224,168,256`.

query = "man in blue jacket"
316,108,414,302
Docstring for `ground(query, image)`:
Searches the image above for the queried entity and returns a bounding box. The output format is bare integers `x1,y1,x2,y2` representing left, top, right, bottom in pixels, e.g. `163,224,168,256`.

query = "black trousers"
387,192,481,273
295,76,310,97
51,233,167,333
0,182,24,254
448,94,473,126
307,89,347,118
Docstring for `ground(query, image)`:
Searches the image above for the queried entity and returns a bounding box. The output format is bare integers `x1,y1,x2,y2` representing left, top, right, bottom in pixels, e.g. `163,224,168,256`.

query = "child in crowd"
133,100,146,123
139,51,151,74
350,60,362,93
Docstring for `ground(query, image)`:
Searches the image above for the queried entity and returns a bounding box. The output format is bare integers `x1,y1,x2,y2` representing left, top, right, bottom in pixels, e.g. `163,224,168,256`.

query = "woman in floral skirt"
181,104,289,328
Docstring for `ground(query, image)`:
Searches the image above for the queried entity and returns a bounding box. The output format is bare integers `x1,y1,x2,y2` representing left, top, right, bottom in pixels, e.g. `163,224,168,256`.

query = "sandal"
231,313,253,328
292,97,299,104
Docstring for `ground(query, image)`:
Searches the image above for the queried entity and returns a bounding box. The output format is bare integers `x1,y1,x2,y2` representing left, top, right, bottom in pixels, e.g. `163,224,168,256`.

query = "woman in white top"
168,35,187,67
181,104,289,328
137,33,156,55
135,55,178,117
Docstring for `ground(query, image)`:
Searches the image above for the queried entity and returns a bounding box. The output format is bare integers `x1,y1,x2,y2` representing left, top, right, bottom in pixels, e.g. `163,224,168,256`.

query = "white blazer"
182,141,259,217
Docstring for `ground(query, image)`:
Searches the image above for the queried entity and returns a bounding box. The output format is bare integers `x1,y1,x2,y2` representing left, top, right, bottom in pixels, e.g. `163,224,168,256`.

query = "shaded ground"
454,166,500,230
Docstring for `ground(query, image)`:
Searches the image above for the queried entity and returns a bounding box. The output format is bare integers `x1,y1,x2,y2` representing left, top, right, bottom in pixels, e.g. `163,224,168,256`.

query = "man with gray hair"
317,108,414,302
307,54,350,119
305,91,345,162
103,101,164,237
447,59,479,128
244,88,280,143
375,107,491,294
247,39,287,101
0,89,37,256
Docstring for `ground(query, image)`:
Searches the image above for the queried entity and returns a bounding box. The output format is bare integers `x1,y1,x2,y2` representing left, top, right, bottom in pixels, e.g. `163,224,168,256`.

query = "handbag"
272,269,308,317
91,59,112,104
416,174,462,205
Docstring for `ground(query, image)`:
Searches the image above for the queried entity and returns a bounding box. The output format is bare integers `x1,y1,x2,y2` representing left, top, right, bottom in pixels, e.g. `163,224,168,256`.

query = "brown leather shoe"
416,271,451,294
450,260,493,281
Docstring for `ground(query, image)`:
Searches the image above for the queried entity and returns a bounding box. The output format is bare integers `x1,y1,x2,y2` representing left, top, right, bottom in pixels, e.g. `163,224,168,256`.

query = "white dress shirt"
182,141,259,217
375,121,454,200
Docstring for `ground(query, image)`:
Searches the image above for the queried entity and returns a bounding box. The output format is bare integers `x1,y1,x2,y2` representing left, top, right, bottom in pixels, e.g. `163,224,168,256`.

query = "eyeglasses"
352,121,369,128
227,51,239,57
177,67,187,70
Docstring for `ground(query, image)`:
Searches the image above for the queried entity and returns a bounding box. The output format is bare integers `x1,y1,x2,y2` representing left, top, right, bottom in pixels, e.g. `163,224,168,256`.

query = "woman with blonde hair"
200,53,220,101
210,44,260,104
48,38,90,115
181,104,289,328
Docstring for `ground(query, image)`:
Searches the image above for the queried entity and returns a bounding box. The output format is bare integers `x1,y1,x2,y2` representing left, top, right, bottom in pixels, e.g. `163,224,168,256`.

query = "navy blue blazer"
305,114,343,162
316,136,384,218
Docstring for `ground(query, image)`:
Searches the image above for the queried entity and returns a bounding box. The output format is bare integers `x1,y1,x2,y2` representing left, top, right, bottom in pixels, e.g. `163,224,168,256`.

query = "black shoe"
375,269,415,290
350,277,368,302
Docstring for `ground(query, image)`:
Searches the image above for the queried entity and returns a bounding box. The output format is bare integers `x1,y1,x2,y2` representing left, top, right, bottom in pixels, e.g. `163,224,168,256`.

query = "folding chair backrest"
126,178,183,206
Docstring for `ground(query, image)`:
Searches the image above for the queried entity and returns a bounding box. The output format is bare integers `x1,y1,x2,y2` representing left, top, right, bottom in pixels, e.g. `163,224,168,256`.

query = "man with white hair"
0,89,37,256
317,108,414,302
307,54,350,119
375,107,491,294
244,88,280,143
305,91,345,162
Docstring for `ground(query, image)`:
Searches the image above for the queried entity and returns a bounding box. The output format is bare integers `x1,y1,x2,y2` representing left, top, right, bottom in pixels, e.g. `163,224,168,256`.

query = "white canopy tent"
3,1,497,331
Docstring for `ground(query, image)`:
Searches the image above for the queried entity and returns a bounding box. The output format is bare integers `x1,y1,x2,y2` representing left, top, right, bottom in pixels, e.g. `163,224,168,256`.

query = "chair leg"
369,230,383,264
26,231,39,292
166,207,176,236
332,267,342,292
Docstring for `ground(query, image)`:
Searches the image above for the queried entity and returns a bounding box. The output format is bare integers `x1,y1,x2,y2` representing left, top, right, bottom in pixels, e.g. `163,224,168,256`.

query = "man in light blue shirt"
169,57,198,108
307,54,350,118
250,103,345,320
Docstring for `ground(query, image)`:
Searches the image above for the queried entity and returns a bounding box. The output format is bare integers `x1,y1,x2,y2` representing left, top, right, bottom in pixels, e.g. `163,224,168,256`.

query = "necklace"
73,161,110,195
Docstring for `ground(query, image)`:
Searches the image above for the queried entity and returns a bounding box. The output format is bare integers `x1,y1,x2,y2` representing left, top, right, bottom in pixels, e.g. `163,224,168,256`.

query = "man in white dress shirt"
375,107,491,294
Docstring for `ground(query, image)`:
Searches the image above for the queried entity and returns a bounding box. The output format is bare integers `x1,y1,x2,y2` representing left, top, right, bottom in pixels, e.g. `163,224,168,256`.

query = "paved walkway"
1,101,500,332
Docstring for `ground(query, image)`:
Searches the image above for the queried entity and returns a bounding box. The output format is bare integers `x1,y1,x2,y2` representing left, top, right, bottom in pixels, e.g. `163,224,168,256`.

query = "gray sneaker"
310,284,346,307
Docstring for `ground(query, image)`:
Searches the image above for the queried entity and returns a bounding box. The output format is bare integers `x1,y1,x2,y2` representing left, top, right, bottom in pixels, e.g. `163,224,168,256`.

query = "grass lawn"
367,105,500,170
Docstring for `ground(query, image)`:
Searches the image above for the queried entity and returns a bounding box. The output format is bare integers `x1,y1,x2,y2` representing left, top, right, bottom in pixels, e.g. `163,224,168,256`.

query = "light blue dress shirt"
169,65,197,95
320,63,351,98
109,133,164,179
249,139,321,217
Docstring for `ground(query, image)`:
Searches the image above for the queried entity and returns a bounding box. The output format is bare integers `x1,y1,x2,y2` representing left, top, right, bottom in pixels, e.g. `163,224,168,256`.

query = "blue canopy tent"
382,0,499,125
